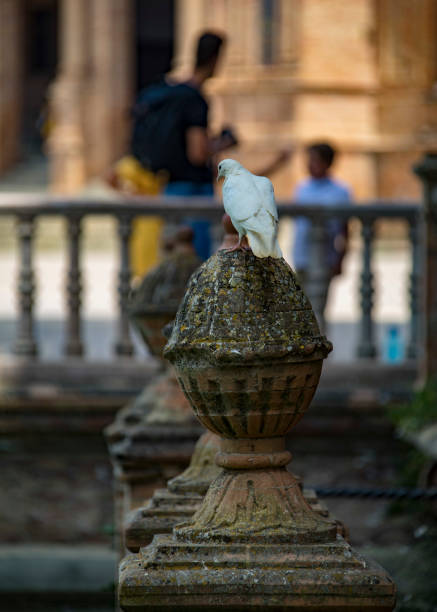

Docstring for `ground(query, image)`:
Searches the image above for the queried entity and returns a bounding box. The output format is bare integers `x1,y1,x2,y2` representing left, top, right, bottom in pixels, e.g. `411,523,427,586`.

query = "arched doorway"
0,0,58,187
22,0,58,157
135,0,174,93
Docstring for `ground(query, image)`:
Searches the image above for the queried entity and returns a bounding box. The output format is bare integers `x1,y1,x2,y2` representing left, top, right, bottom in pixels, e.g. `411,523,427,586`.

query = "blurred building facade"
0,0,436,198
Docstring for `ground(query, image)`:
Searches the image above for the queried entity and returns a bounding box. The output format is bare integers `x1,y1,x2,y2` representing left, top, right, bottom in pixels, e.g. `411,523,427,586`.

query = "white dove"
217,159,282,259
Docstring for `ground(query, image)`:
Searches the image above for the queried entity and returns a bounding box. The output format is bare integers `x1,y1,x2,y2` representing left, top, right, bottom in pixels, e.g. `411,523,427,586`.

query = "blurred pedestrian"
159,31,235,259
293,142,352,327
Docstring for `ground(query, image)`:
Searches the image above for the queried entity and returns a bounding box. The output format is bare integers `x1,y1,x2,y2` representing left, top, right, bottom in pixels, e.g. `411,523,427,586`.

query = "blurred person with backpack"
128,31,236,261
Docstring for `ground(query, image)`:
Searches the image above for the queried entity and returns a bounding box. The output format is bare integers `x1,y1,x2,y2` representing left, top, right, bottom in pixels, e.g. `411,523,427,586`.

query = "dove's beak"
217,168,223,182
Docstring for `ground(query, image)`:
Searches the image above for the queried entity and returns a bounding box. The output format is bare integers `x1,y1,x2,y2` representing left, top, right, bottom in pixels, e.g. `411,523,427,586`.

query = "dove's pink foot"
226,243,245,253
226,236,250,253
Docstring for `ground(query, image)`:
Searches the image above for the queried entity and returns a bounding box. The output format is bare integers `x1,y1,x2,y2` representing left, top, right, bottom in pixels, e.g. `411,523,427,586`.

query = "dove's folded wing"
238,207,273,234
223,174,262,223
244,208,283,259
253,175,278,221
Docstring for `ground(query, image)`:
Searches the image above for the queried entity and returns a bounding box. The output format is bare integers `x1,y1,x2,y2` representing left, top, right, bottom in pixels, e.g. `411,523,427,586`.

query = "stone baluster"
305,215,330,333
13,215,37,357
357,219,377,358
115,214,134,356
406,216,421,360
413,153,437,379
64,215,83,356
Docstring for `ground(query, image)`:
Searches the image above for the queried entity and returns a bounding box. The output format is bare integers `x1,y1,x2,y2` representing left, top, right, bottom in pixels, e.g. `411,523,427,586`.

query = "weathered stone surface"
119,250,395,610
175,465,335,544
165,251,331,367
120,535,395,611
124,484,345,554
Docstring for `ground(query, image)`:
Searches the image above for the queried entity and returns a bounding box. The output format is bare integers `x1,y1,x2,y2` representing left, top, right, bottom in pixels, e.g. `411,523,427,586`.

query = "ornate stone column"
105,229,203,549
119,250,395,610
47,0,89,193
172,0,205,78
48,0,133,192
87,0,134,177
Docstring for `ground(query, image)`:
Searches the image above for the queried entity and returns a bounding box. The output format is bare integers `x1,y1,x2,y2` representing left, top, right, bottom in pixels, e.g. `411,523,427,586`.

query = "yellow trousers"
113,156,167,279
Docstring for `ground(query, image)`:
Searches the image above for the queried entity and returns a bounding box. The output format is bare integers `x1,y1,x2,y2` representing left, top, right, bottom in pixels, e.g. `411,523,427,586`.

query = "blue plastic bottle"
385,325,403,363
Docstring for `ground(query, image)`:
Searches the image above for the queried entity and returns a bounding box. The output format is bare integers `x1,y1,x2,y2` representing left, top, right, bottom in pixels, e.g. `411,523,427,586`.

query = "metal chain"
313,486,437,500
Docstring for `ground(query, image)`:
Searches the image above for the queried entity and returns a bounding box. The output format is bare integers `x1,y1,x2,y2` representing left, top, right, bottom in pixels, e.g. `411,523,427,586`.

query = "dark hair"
307,143,336,167
195,32,225,69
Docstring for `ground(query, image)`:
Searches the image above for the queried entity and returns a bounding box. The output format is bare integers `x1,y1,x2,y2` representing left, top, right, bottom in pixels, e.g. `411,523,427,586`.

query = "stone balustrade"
0,194,422,363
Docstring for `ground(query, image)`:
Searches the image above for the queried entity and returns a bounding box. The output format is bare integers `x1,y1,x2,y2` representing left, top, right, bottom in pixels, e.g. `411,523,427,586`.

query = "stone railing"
0,193,422,362
286,200,422,360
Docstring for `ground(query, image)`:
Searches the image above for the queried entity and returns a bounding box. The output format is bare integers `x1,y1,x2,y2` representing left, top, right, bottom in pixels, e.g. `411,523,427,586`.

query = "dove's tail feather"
246,230,283,259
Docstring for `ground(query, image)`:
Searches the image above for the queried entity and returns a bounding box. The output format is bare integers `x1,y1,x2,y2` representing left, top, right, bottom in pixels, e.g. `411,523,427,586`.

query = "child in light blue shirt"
293,143,352,325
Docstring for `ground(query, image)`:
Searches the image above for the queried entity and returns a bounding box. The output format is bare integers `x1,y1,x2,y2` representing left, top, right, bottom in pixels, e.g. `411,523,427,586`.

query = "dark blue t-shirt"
132,81,212,184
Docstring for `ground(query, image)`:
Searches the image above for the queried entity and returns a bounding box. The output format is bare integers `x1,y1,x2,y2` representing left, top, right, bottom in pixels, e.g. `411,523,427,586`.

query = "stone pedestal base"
119,534,395,611
119,464,392,610
124,486,342,553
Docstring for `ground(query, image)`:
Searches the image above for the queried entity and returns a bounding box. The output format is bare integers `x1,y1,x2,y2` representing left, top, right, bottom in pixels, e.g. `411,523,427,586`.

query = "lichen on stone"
164,250,332,367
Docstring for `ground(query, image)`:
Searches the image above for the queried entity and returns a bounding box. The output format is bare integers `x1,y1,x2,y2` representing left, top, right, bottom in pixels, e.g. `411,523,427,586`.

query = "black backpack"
131,80,184,172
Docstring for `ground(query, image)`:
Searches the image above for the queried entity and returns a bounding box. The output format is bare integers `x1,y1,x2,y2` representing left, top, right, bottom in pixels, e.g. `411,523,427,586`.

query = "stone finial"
165,250,331,367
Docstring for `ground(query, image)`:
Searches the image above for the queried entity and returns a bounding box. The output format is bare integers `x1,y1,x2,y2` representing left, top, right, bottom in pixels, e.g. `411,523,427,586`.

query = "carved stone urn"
119,250,395,610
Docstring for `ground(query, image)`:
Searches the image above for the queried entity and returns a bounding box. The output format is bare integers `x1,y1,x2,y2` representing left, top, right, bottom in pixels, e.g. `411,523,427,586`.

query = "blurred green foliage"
389,379,437,434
